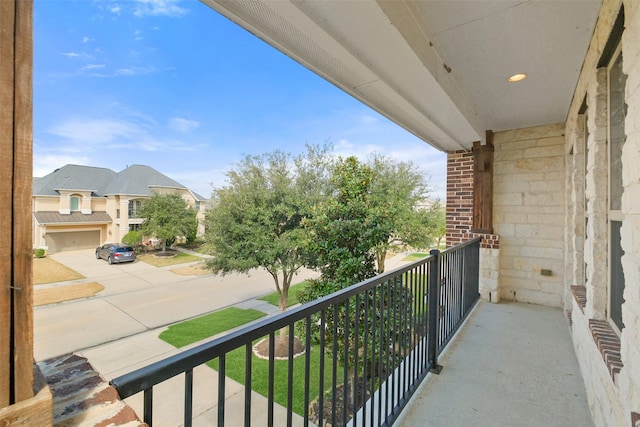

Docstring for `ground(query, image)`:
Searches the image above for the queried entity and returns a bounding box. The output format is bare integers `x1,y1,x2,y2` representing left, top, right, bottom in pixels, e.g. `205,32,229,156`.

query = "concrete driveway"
34,249,319,361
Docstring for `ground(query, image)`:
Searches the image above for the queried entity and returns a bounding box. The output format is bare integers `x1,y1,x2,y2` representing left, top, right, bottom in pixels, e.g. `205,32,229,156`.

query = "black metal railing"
110,238,481,426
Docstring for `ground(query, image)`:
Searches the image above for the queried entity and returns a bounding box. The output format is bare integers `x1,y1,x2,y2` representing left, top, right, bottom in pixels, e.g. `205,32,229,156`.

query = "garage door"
46,231,100,252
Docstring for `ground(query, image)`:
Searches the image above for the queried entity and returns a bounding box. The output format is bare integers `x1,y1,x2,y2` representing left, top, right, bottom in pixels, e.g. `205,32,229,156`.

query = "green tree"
367,155,429,272
297,156,413,409
138,193,197,252
300,156,389,291
204,144,333,313
403,200,446,250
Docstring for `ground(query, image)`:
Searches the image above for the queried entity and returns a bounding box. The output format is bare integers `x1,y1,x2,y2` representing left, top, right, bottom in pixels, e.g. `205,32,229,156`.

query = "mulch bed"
252,335,305,360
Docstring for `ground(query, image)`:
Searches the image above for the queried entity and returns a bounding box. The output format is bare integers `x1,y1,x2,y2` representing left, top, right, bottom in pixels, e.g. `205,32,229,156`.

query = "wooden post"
471,131,494,234
0,0,37,408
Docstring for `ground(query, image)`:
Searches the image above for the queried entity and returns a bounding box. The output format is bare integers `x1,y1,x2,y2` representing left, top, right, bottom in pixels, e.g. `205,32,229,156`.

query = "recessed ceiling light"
508,73,527,83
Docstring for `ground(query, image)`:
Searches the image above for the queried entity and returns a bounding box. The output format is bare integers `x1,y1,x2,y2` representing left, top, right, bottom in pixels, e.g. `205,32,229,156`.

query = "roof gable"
33,164,206,200
33,164,117,196
103,164,186,196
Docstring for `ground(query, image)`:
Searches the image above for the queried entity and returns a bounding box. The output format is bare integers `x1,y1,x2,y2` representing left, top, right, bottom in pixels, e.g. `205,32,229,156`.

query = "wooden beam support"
13,0,35,403
0,0,17,408
0,0,35,407
471,130,494,234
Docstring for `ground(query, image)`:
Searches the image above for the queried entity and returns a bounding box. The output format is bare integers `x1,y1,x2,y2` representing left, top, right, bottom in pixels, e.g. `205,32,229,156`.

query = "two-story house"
32,164,207,252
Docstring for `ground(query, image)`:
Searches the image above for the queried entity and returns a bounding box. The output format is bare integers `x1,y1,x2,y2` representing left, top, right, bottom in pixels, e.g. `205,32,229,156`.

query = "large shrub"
122,230,142,247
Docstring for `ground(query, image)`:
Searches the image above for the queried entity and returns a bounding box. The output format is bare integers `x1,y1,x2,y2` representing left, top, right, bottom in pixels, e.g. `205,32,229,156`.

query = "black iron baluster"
287,324,294,427
318,310,326,427
244,344,252,427
343,299,350,427
331,304,338,427
267,332,275,427
218,355,225,427
184,369,193,427
143,387,152,426
303,317,311,427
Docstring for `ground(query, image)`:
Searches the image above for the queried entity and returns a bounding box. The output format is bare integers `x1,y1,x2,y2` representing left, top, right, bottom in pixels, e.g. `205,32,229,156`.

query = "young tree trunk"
376,249,386,274
275,273,290,344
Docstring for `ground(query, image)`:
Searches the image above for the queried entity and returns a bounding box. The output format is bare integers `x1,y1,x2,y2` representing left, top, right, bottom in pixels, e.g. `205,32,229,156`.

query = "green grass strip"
160,305,341,416
402,253,429,261
257,281,308,308
159,307,266,348
208,338,339,416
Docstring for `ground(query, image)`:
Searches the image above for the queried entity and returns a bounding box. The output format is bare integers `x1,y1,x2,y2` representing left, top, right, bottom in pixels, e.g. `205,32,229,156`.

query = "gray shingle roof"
33,165,117,196
33,164,207,200
33,211,113,224
103,164,186,196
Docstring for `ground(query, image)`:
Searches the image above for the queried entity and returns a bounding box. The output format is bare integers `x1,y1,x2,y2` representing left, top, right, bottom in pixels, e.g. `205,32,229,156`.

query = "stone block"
494,193,523,206
523,144,565,158
523,191,564,207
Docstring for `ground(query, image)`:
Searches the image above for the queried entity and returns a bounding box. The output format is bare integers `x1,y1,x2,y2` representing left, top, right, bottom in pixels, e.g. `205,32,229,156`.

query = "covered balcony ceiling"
201,0,601,152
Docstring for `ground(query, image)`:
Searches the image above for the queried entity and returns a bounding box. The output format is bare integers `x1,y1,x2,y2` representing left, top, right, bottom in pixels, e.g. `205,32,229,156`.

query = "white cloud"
169,117,199,132
45,108,199,156
48,118,144,146
114,66,155,76
168,168,226,198
62,51,95,61
133,0,188,17
33,154,92,178
82,37,91,43
81,63,106,71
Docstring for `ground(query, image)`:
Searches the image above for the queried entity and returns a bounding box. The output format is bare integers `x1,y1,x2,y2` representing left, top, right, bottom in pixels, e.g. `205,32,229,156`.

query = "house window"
195,201,201,211
607,43,626,332
129,224,141,231
128,200,143,218
70,196,80,212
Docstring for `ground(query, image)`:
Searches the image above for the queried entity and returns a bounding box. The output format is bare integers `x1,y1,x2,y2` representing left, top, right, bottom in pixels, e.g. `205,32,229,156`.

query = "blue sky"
34,0,446,200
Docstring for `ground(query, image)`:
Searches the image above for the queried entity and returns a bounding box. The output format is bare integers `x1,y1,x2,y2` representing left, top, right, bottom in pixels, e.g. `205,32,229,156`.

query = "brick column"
446,150,474,247
446,149,501,301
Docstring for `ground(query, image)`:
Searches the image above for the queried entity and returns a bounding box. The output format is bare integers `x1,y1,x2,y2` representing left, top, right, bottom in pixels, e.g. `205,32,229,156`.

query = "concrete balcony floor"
397,301,594,427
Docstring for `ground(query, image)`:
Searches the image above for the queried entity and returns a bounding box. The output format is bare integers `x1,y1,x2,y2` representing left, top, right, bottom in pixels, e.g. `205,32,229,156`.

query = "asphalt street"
34,249,319,361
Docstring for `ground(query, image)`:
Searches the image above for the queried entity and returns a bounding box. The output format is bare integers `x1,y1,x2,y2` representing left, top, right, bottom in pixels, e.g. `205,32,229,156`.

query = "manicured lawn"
207,337,339,416
160,306,340,416
159,307,266,347
257,281,308,308
402,253,429,261
137,251,201,267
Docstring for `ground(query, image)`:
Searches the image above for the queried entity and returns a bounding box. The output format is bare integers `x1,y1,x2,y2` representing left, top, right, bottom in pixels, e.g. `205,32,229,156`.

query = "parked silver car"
95,243,136,264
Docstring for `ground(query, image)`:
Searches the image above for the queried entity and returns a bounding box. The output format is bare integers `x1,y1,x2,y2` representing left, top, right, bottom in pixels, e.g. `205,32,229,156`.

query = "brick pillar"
446,149,501,302
446,150,474,247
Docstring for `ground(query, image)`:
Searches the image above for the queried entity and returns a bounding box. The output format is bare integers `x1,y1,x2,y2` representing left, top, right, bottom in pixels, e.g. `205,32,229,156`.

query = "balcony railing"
110,237,481,426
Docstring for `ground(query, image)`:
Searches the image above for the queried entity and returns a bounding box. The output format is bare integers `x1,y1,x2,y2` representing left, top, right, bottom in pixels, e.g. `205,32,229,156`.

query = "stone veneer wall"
563,0,640,424
620,2,640,423
493,124,566,307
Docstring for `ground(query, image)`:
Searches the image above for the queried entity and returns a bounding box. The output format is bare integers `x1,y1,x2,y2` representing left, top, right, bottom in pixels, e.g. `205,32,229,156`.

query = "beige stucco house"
32,164,207,252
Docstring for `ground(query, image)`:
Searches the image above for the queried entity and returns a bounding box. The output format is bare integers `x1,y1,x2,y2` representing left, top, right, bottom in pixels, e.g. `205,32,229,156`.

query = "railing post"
428,249,443,374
